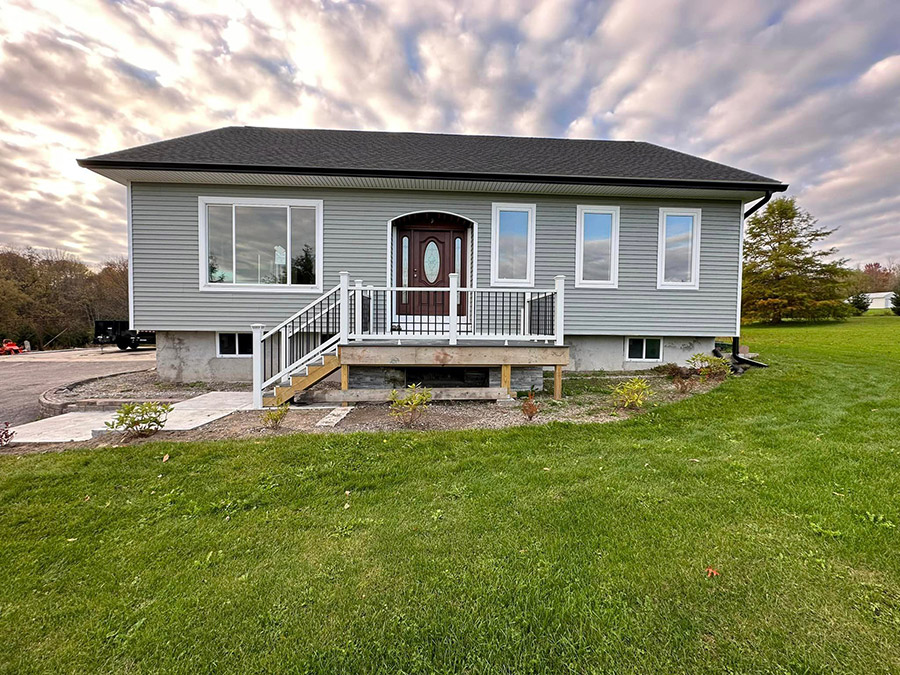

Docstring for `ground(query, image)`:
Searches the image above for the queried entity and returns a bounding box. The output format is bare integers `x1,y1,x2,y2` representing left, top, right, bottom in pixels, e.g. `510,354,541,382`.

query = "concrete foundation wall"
566,335,715,371
156,331,716,384
156,331,252,382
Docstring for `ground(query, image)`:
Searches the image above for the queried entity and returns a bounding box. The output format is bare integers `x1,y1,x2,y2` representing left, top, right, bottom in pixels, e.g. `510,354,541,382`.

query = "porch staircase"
264,347,341,407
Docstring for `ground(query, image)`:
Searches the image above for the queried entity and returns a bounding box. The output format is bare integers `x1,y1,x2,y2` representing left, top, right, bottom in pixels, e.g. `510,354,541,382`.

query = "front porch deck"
255,272,568,407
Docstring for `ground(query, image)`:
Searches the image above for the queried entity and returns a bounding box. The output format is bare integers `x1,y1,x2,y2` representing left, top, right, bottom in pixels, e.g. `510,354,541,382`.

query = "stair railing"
251,281,342,408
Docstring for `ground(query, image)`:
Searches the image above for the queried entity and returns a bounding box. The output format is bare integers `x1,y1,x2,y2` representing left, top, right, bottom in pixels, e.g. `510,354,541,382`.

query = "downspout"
726,191,774,369
743,191,773,219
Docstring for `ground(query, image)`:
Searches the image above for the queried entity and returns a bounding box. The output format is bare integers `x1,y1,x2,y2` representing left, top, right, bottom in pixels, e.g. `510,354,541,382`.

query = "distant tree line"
0,248,128,350
741,197,899,323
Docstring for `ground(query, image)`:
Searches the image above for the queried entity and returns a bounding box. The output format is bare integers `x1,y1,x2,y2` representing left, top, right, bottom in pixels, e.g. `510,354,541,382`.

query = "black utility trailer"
94,320,156,351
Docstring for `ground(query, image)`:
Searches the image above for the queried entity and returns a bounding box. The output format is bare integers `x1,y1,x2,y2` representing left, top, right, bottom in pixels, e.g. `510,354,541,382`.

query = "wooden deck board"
340,344,569,366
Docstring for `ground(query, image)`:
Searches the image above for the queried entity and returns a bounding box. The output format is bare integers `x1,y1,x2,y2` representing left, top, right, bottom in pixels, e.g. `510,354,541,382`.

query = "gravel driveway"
0,348,156,426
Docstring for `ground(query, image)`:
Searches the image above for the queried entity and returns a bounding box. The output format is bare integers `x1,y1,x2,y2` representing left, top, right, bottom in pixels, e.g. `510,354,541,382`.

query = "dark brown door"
396,221,467,316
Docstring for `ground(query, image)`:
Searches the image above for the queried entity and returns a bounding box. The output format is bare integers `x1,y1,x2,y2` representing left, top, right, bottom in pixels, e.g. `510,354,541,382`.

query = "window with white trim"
576,205,619,287
626,337,662,361
217,332,252,357
657,208,701,289
200,197,323,290
491,203,535,286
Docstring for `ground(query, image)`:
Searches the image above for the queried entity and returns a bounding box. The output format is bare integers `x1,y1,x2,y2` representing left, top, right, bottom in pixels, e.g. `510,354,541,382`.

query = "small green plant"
261,402,290,430
612,377,653,409
105,401,173,437
0,422,14,447
687,353,731,381
521,389,540,420
389,384,433,428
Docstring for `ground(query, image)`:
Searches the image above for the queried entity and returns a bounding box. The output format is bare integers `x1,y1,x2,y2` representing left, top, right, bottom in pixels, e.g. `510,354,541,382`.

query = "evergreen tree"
892,287,900,316
847,290,870,315
742,197,851,323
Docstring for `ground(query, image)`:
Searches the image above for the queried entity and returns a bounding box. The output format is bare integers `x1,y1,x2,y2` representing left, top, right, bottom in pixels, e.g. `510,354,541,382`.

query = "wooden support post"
340,364,349,407
553,364,563,400
501,364,512,397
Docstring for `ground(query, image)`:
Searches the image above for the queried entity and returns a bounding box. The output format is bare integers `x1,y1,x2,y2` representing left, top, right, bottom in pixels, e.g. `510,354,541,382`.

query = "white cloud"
0,0,898,264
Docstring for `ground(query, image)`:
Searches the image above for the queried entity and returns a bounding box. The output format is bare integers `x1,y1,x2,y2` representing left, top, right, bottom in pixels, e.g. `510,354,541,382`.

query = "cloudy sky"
1,0,898,265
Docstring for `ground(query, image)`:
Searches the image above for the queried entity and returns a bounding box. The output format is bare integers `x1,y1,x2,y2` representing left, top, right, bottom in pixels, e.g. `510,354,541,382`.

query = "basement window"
200,197,323,292
626,337,662,361
217,332,253,358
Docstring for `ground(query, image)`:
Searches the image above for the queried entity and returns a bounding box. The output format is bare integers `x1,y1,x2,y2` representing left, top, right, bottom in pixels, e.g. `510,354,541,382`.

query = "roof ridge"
235,125,636,144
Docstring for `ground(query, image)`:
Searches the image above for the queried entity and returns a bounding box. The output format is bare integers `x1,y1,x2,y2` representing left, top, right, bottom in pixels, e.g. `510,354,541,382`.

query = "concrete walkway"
10,392,254,443
0,347,155,426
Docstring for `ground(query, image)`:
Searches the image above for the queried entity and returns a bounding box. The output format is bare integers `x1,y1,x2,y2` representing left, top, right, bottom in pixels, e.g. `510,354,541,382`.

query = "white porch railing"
253,271,564,407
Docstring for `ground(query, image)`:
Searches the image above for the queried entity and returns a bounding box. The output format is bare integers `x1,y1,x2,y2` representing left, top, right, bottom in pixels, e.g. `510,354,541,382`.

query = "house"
866,291,894,310
78,127,787,407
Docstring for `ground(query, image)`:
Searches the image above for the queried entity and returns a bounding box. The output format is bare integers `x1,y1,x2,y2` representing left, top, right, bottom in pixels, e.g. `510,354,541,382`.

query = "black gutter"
76,158,789,194
743,191,774,218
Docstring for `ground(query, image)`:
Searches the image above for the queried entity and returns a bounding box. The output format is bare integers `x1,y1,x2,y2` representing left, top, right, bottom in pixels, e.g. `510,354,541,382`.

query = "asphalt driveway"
0,348,155,426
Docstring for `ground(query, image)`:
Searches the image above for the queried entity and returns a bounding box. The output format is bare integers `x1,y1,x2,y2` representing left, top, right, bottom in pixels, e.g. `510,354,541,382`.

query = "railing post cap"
339,270,350,276
554,274,566,280
251,323,265,329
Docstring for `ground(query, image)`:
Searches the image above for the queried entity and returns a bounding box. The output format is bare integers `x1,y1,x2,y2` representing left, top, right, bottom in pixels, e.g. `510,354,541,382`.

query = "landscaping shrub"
612,377,653,409
686,353,731,382
261,402,289,430
0,422,14,447
654,362,694,380
673,376,696,394
105,401,173,437
847,291,871,315
521,390,540,420
389,385,432,428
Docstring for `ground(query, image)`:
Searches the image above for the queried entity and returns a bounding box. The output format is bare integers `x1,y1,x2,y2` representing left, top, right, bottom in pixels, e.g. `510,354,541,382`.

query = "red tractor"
0,339,22,355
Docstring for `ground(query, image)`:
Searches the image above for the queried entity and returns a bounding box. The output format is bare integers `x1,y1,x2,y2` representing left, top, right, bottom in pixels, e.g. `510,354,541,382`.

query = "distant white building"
866,291,894,309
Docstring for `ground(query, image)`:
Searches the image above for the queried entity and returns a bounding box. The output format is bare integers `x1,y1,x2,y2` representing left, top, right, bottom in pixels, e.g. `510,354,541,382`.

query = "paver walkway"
10,392,253,443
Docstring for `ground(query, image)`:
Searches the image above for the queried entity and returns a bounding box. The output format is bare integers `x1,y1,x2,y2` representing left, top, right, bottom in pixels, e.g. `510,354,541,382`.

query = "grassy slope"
1,316,899,674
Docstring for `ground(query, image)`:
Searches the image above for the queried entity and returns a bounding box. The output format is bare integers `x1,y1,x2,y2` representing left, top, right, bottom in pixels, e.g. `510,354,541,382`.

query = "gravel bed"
9,373,722,454
55,369,251,402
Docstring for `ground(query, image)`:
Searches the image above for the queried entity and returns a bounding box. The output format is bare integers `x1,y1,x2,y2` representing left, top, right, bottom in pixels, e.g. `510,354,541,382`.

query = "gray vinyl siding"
130,183,741,336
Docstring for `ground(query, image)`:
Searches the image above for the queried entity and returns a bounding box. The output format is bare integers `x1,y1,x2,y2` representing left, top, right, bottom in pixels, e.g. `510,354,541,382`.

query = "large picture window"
576,205,619,288
200,197,323,291
657,208,701,289
491,202,536,286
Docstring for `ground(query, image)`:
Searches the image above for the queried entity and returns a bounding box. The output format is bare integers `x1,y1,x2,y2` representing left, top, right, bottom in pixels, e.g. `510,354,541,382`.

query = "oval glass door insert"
423,241,440,282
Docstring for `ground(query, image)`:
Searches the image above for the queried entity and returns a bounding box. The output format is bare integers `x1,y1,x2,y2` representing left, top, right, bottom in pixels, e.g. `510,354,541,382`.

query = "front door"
396,221,467,316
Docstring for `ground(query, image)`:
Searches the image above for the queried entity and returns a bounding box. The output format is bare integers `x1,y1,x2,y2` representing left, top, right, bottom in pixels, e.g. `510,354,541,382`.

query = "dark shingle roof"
78,126,786,189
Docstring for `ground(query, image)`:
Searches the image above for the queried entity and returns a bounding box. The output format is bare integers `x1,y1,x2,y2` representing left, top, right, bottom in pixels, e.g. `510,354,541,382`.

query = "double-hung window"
576,205,619,287
491,203,536,286
200,197,323,291
657,208,701,289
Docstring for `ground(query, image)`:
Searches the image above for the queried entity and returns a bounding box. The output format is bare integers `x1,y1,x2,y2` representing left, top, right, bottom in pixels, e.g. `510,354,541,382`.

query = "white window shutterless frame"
198,196,324,293
657,208,701,290
575,205,619,288
490,203,536,287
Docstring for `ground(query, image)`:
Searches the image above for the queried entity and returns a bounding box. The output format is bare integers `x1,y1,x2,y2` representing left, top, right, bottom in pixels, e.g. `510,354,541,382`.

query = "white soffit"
94,168,769,201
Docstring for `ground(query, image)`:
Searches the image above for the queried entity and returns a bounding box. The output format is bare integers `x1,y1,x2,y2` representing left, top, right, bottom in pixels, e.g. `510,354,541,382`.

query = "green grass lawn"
2,316,900,674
